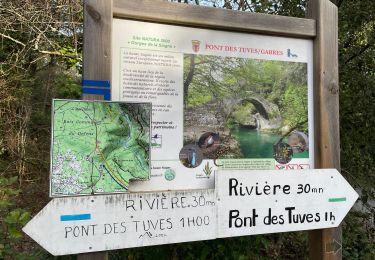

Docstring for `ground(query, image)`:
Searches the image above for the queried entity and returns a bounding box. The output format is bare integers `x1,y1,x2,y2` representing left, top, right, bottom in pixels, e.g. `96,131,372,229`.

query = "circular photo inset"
273,142,293,164
179,144,203,168
198,132,220,153
288,131,309,153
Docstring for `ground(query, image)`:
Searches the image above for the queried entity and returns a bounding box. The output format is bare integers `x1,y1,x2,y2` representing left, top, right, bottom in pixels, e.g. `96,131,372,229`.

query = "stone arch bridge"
185,93,282,130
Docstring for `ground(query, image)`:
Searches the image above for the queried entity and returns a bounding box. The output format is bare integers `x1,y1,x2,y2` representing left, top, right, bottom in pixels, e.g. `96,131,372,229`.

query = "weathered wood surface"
82,0,112,101
77,252,109,260
79,0,113,259
307,0,341,259
113,0,316,38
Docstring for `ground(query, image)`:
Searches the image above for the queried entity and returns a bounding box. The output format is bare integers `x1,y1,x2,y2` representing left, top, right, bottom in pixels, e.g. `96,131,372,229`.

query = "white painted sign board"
23,169,358,255
216,169,358,238
23,190,216,256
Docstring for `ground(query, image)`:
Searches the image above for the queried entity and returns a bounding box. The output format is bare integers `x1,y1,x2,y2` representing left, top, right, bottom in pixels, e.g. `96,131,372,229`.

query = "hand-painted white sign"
23,190,216,256
216,169,358,238
23,169,358,256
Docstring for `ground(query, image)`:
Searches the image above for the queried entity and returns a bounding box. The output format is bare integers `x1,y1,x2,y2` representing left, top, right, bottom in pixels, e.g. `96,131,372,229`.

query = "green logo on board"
164,168,176,181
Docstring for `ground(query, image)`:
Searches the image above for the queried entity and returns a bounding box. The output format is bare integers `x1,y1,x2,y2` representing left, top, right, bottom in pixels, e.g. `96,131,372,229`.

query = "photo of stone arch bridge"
183,54,309,159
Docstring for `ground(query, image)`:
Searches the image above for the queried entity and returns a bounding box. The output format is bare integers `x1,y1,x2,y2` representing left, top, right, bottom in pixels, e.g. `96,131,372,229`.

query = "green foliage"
55,74,82,99
0,1,83,258
111,233,308,260
185,55,308,132
58,46,82,69
342,211,375,259
338,0,375,258
186,91,213,108
0,176,33,259
231,103,256,125
280,84,308,132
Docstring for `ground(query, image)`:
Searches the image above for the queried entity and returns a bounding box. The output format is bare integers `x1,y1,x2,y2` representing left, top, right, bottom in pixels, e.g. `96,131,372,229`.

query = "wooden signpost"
22,0,349,259
22,169,357,256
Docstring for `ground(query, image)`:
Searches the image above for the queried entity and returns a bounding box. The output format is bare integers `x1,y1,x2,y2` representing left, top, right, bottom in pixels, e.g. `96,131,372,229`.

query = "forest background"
0,0,374,259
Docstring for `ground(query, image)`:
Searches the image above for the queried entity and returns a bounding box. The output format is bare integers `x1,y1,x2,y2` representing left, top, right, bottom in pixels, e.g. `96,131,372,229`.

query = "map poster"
50,99,151,197
112,19,314,192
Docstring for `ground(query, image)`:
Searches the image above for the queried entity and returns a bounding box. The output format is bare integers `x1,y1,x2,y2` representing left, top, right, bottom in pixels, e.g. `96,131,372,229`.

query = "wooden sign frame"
82,0,339,259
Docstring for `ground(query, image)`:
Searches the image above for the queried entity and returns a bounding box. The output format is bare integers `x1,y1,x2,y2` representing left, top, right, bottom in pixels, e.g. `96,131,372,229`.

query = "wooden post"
307,0,341,259
78,0,113,259
77,251,109,260
82,0,112,101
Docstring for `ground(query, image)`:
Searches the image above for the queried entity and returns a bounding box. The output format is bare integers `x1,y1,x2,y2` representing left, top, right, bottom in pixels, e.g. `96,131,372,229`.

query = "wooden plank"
77,252,109,260
82,94,105,100
113,0,316,39
83,0,112,101
79,0,113,259
307,0,341,259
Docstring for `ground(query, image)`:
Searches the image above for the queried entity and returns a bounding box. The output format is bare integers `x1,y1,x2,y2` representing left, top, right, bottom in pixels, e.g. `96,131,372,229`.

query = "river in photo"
231,126,279,158
231,126,309,159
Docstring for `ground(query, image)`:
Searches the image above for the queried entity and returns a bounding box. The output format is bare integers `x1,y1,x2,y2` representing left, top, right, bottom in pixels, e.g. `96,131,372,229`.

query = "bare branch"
0,32,26,47
344,44,371,64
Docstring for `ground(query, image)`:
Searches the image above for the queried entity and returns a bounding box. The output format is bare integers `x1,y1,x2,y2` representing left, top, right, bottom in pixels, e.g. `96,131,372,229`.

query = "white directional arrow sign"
215,169,358,238
23,190,216,256
23,169,358,256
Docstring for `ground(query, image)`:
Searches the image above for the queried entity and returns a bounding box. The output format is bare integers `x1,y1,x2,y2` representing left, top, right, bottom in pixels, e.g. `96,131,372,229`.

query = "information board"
112,19,314,192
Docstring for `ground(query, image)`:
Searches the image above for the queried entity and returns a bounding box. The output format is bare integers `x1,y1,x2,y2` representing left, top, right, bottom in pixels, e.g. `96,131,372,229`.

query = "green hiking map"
51,100,151,196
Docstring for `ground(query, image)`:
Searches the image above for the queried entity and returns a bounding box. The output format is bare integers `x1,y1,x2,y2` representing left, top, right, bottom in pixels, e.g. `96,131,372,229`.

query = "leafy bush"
0,176,32,259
